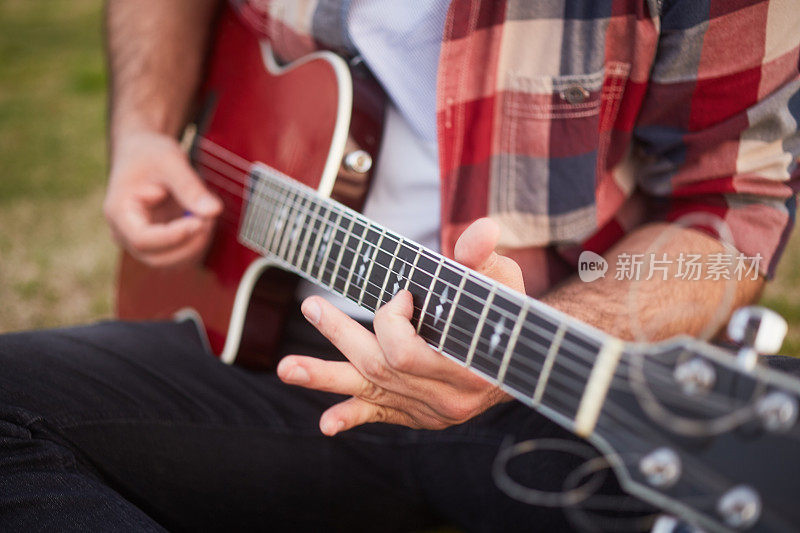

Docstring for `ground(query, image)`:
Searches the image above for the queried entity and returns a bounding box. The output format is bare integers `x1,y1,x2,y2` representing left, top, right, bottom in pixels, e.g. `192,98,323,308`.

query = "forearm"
541,223,765,341
105,0,220,156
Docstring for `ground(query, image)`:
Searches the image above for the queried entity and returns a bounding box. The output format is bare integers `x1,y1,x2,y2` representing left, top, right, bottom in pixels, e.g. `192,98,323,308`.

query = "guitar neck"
239,164,623,436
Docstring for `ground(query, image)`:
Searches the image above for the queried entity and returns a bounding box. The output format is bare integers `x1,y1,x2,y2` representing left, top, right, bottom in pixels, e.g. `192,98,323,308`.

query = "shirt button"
561,85,589,104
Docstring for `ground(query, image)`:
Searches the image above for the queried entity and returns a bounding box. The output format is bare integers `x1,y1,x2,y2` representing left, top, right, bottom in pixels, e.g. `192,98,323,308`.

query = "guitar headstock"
588,307,800,532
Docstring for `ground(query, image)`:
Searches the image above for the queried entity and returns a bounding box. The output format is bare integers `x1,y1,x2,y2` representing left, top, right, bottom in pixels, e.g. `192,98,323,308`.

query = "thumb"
161,154,223,218
454,218,525,293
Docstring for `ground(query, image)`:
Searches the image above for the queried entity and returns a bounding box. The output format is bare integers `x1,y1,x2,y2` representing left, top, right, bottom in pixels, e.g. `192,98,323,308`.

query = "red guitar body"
116,7,385,368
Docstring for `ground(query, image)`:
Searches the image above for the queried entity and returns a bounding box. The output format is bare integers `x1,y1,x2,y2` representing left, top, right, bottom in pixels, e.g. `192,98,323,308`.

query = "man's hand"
104,0,221,267
277,218,523,435
104,131,222,267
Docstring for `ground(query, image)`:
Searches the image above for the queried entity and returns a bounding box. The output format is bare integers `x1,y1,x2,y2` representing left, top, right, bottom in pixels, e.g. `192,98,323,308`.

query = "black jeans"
3,307,770,532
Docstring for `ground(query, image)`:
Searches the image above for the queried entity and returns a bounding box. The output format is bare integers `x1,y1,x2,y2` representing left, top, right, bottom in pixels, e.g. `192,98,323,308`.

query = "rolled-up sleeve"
632,0,800,277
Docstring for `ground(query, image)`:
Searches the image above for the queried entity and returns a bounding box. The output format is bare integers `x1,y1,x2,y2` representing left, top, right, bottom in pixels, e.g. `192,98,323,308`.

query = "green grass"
0,0,107,202
0,0,115,331
0,0,798,358
761,232,800,356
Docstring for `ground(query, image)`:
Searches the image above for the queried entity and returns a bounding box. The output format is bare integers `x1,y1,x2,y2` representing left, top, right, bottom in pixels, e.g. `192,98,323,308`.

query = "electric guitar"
117,6,800,532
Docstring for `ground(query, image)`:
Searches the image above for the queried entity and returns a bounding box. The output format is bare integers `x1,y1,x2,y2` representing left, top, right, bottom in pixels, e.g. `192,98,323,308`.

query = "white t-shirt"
296,0,449,320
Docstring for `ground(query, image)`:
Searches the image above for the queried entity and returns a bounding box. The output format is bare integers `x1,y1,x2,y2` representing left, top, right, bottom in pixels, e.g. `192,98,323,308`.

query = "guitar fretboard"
239,164,621,434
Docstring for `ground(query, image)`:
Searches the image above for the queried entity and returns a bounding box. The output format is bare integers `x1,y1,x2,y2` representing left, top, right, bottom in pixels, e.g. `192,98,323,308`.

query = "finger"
319,397,414,436
454,217,500,268
277,355,371,397
159,154,223,218
374,291,486,387
132,223,214,267
300,297,383,377
454,218,524,293
117,204,205,254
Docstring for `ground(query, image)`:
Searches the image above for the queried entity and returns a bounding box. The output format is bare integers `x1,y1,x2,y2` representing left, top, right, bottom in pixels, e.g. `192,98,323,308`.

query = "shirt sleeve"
632,0,800,278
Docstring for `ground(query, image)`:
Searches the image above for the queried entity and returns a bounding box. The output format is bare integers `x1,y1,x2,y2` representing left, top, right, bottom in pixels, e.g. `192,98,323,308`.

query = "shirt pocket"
492,62,631,245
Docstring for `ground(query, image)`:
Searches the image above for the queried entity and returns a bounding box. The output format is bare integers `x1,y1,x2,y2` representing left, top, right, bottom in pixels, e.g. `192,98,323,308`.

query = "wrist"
109,105,186,163
109,121,181,166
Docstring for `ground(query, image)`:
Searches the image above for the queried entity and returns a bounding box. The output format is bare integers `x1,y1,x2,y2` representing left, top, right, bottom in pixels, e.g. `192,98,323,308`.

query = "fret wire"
258,188,590,372
247,180,568,332
264,186,291,252
272,184,296,252
240,179,258,245
305,204,330,276
249,186,587,371
252,177,471,295
437,272,468,352
358,227,386,306
243,174,263,244
497,298,530,384
295,201,322,270
343,219,369,296
285,195,308,264
277,190,302,260
416,256,445,334
243,174,606,368
330,212,356,289
317,210,342,281
234,185,604,406
255,179,281,251
248,178,274,247
255,178,282,250
404,244,422,291
378,236,403,304
287,190,308,259
240,173,256,243
202,158,647,415
533,322,568,405
200,156,672,422
466,285,496,367
244,191,612,408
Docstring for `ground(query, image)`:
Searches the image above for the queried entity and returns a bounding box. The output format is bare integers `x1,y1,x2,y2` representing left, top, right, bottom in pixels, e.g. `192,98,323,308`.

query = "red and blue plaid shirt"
233,0,800,295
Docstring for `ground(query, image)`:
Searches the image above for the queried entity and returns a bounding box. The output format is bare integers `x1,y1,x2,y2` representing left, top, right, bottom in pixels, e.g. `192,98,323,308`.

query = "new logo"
578,251,608,282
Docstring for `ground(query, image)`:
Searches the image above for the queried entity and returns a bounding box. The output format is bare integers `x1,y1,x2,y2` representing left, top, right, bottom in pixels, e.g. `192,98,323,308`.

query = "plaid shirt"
232,0,800,294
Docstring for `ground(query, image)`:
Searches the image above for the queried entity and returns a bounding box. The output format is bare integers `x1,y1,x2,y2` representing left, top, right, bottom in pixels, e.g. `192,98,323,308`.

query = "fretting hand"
277,218,525,435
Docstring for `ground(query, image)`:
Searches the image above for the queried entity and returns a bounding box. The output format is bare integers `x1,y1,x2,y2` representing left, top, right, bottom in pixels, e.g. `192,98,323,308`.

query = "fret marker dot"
490,317,506,354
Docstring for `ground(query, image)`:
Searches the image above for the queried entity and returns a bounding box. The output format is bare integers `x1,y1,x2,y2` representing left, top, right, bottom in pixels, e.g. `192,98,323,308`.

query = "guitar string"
191,140,758,415
189,144,783,499
190,149,751,417
195,156,612,376
191,158,613,412
188,158,717,420
193,145,712,385
194,139,775,433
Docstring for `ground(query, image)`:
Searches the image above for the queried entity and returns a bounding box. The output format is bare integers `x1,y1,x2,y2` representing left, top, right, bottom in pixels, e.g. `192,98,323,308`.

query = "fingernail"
287,365,310,384
301,299,321,324
321,418,344,436
320,418,334,435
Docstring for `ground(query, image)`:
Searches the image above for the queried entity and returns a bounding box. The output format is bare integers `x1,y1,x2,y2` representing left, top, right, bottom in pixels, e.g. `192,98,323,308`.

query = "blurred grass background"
1,0,799,355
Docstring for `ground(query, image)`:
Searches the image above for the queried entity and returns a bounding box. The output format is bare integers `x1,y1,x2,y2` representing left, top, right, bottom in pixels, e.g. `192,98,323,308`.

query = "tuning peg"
727,306,788,371
343,150,373,174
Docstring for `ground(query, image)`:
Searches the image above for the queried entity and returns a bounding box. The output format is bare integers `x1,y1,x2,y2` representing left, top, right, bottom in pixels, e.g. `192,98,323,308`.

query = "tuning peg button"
728,306,788,354
727,306,788,370
717,485,761,529
757,391,798,432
